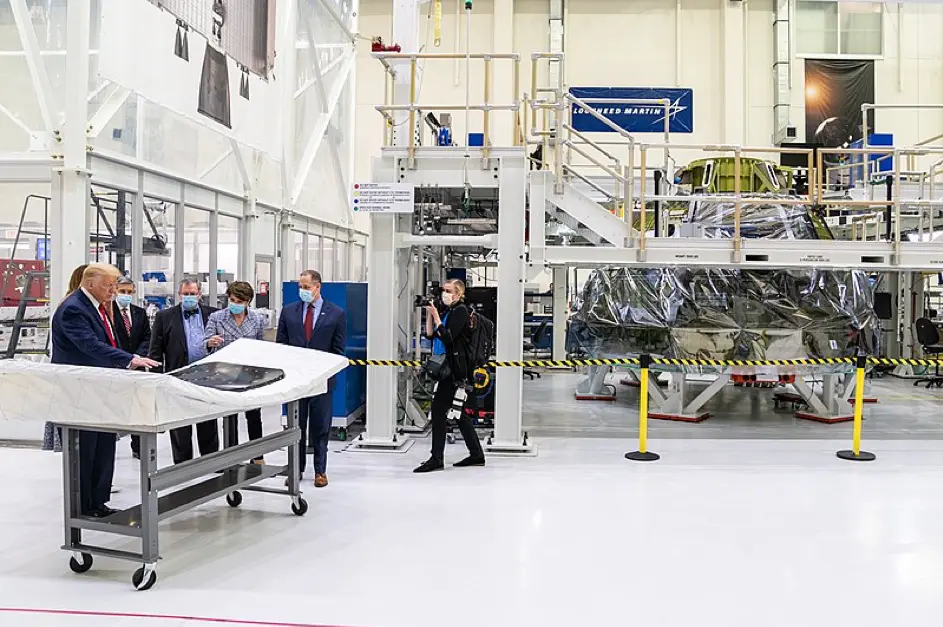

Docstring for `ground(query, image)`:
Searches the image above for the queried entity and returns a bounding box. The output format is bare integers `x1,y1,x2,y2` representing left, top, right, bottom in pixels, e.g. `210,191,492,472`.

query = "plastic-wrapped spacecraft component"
567,267,880,362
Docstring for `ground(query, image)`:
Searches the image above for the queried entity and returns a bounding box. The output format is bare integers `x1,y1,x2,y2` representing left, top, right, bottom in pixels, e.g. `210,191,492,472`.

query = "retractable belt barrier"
352,355,941,465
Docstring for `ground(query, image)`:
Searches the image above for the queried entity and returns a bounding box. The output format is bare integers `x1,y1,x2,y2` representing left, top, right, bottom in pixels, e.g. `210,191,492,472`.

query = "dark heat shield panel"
198,43,232,128
570,87,694,134
804,59,874,147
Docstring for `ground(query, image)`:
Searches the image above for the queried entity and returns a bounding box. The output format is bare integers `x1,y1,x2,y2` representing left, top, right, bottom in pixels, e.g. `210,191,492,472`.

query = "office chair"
914,317,943,388
523,319,550,380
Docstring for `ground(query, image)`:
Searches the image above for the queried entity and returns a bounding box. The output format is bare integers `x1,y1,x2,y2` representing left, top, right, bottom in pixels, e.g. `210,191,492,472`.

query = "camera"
414,281,441,308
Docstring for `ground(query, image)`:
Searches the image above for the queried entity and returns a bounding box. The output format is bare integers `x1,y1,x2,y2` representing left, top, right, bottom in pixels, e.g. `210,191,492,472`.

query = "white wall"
355,0,943,178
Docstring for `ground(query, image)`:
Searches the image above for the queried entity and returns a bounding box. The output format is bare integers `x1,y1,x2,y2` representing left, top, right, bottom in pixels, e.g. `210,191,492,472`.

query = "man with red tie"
51,264,160,517
276,270,346,488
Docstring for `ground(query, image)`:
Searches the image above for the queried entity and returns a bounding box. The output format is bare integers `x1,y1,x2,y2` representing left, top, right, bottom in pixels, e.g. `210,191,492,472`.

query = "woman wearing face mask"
204,281,267,462
414,279,486,473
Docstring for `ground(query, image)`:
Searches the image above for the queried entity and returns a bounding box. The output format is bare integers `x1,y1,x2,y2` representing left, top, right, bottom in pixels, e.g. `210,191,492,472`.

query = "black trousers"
130,434,140,455
170,419,220,465
224,408,263,460
298,394,332,475
78,429,116,514
430,380,483,463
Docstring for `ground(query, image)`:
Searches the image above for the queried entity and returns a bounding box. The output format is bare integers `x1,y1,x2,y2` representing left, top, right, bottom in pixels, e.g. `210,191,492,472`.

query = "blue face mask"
181,295,200,310
298,288,314,303
115,294,133,308
228,302,246,315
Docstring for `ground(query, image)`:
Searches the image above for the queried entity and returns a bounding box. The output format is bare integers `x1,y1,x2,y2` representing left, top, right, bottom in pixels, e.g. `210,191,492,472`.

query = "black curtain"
804,59,875,147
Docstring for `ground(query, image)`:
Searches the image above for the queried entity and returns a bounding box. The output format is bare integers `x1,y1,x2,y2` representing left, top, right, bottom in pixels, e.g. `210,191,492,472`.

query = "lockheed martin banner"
569,87,694,134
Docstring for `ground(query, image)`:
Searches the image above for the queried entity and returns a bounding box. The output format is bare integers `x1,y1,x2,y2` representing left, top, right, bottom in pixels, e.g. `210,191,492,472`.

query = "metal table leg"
134,431,159,591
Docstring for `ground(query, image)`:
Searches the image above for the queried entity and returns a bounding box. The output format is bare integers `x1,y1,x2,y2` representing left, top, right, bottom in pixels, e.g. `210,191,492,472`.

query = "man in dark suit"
51,264,160,517
113,276,152,459
148,278,220,464
276,270,346,488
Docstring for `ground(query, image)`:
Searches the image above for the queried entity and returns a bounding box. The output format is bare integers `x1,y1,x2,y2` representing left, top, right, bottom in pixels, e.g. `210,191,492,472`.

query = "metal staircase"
535,171,628,247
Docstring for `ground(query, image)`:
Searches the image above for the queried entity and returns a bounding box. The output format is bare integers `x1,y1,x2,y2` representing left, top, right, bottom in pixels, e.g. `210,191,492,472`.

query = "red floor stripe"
0,607,356,627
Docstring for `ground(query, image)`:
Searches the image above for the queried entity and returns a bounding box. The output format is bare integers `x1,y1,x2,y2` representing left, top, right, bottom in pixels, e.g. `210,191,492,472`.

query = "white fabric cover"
0,339,348,432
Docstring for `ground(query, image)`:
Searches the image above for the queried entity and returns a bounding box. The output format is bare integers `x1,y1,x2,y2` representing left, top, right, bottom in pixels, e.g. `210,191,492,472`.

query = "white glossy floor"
2,419,943,626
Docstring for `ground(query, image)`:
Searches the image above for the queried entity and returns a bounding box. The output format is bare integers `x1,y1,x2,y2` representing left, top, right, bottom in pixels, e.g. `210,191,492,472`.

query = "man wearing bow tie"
148,278,220,464
276,270,346,488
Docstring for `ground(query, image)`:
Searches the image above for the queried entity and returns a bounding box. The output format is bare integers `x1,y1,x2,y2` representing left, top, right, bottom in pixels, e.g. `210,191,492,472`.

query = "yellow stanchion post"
626,355,660,462
837,355,876,462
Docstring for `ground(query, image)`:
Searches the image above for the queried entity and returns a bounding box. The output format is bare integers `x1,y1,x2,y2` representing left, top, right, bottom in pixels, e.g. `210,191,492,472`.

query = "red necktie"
122,309,132,336
99,304,117,348
304,304,313,342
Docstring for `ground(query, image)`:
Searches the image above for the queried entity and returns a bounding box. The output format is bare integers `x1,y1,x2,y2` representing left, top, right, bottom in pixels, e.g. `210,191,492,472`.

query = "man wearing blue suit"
276,270,346,488
51,264,160,517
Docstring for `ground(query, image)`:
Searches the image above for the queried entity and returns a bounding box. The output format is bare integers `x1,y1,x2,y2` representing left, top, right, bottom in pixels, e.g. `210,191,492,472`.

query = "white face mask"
441,292,454,306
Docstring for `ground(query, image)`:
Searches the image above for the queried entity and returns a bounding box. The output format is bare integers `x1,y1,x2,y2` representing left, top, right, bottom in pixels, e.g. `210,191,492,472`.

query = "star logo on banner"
653,96,688,126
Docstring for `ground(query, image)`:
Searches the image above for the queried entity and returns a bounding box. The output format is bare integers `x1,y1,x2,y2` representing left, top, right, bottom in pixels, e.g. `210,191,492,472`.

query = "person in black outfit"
148,279,220,464
414,279,486,473
113,276,152,459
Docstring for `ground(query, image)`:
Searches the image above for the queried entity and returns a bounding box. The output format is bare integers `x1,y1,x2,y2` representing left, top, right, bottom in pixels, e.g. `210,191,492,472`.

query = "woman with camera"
414,279,486,473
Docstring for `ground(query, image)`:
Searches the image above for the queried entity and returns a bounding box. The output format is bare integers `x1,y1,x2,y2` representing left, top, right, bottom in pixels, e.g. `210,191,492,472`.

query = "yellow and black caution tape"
348,359,423,367
652,357,855,367
348,356,943,368
868,357,943,367
347,357,639,368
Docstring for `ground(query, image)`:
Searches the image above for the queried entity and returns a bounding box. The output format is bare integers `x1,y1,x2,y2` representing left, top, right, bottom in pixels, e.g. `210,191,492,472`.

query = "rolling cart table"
0,339,348,591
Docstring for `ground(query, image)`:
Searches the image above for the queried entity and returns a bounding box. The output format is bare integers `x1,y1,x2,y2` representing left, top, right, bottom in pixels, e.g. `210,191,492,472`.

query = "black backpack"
465,308,495,370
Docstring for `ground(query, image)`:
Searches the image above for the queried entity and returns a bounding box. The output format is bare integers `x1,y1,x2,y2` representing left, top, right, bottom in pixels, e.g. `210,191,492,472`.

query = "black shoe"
132,450,140,460
413,458,445,474
85,506,119,519
453,456,486,468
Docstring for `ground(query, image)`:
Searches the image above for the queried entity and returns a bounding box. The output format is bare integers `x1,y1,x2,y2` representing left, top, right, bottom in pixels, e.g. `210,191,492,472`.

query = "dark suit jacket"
51,290,133,369
148,304,216,373
112,303,151,356
276,299,346,390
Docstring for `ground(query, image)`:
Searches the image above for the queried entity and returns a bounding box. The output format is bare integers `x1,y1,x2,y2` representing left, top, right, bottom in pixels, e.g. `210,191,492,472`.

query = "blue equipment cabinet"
282,281,367,439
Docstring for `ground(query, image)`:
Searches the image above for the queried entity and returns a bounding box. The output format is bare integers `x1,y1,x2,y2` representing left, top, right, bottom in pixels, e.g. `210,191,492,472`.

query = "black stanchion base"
625,451,660,462
836,450,876,462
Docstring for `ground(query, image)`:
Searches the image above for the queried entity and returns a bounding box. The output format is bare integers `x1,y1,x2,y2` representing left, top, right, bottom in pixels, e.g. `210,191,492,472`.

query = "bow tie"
184,309,198,318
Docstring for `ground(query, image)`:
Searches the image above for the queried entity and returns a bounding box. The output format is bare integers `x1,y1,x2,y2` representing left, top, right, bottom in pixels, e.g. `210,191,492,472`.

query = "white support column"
355,211,412,450
721,0,745,145
209,200,219,308
492,0,514,146
50,0,91,308
131,171,144,281
240,198,258,283
276,213,294,316
551,266,567,361
489,153,533,453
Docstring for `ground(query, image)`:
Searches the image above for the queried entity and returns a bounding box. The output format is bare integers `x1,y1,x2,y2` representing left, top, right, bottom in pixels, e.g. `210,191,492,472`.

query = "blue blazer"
276,299,347,391
51,290,134,369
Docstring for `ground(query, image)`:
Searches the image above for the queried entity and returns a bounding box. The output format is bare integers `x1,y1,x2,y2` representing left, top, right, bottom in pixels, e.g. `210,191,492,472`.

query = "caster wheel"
338,428,347,442
132,566,158,591
69,553,93,574
291,498,309,516
226,491,243,507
